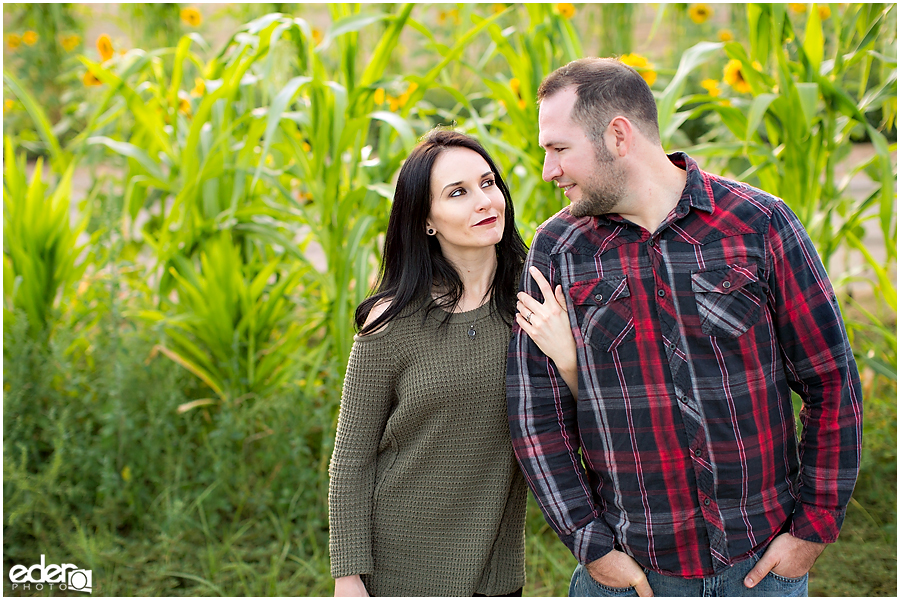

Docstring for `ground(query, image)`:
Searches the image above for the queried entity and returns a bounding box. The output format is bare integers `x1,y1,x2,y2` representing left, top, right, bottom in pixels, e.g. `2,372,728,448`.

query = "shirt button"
594,294,603,302
722,281,731,289
649,239,656,247
657,289,665,297
695,449,702,458
703,498,711,506
679,395,688,404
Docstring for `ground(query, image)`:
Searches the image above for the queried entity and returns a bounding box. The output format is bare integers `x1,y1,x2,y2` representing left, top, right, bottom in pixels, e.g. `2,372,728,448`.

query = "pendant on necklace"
468,324,476,340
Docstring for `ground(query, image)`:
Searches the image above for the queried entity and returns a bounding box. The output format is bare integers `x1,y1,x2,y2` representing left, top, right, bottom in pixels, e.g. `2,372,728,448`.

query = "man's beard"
569,142,627,218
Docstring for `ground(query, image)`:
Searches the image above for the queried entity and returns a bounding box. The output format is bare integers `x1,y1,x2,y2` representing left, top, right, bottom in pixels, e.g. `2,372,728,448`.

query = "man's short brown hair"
537,57,660,147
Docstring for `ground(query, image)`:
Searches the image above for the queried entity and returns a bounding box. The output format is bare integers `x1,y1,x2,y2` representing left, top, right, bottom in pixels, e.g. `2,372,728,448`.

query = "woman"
328,129,576,597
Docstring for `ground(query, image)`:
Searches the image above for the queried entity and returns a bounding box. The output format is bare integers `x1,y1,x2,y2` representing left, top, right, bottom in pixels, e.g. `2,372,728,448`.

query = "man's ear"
607,116,632,156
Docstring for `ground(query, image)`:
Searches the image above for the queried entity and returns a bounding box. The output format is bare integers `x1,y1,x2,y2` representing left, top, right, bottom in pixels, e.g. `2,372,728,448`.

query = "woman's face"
426,147,506,257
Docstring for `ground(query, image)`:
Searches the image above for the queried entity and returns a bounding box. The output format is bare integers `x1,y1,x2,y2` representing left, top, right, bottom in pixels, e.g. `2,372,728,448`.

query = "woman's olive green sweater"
328,301,527,597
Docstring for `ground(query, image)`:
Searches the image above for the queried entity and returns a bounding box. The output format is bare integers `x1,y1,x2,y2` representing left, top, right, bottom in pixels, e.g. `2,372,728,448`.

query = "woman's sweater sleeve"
328,328,397,578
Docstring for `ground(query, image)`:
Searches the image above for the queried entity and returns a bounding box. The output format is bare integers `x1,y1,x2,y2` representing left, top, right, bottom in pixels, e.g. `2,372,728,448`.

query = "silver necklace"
468,310,477,340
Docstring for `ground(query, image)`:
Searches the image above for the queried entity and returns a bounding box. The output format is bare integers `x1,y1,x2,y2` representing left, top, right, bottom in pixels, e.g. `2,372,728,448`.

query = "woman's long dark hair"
355,128,527,335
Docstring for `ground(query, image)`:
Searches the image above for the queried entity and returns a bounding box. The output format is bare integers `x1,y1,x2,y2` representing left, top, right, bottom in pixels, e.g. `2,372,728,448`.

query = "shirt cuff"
789,501,846,544
563,517,617,565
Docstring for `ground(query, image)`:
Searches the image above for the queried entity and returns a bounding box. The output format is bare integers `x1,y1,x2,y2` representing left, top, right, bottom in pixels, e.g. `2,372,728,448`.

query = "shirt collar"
669,151,714,215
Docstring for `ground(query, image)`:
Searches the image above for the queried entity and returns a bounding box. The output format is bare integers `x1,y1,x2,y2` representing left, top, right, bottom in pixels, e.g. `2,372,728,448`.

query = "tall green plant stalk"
2,136,91,342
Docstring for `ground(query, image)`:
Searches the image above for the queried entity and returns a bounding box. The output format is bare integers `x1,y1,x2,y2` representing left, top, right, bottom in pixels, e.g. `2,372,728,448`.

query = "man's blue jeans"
569,551,808,597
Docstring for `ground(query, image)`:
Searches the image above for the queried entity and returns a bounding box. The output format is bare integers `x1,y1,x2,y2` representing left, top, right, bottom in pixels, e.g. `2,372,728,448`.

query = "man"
507,57,862,597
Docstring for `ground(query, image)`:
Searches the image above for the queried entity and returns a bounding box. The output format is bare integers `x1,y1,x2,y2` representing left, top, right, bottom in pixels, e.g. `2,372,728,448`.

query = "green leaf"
795,83,819,130
657,41,723,147
804,4,825,73
87,136,165,181
745,94,778,149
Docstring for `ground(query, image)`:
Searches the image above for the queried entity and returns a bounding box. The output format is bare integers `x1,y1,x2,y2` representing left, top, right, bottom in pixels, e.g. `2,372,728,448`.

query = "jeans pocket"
569,564,638,597
755,571,809,597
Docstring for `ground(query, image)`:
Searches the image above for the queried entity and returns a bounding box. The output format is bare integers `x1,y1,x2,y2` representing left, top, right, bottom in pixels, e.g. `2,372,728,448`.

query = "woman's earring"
427,227,435,236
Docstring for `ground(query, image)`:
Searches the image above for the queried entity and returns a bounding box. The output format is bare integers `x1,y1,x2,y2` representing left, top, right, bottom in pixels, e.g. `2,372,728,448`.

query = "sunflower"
723,59,752,94
717,29,734,42
619,53,657,87
96,34,114,61
688,4,712,24
818,5,831,19
557,3,576,19
4,99,15,114
373,88,385,105
397,82,418,109
191,77,205,97
510,77,521,97
180,7,203,28
83,71,102,87
22,30,38,46
700,79,721,98
6,33,21,50
61,34,81,52
789,3,807,13
492,4,506,14
178,96,192,117
312,28,324,45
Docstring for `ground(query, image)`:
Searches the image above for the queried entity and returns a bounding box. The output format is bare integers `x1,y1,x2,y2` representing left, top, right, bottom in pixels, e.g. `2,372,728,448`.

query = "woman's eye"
449,187,465,197
481,179,495,188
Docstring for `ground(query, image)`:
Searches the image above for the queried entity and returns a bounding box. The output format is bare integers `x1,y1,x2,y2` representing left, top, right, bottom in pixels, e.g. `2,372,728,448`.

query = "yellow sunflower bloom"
7,33,21,50
718,29,734,42
510,77,521,97
789,3,807,13
191,78,205,97
312,29,324,45
619,53,657,87
22,30,38,46
818,5,831,19
557,3,576,19
398,82,418,108
180,7,203,27
61,34,81,52
178,96,192,117
700,79,721,97
374,88,385,105
83,71,102,87
723,59,752,94
97,34,114,61
688,4,712,24
492,4,506,14
4,99,15,114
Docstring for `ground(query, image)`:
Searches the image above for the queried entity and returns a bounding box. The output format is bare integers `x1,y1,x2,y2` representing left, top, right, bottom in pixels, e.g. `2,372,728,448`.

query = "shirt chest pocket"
691,264,763,338
568,275,635,353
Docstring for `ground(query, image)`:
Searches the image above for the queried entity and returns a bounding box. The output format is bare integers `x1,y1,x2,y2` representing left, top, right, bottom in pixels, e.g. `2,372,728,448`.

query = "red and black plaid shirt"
507,153,862,578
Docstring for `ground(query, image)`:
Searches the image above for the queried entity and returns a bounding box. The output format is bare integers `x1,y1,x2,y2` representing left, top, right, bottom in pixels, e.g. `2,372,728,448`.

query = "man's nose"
542,154,561,182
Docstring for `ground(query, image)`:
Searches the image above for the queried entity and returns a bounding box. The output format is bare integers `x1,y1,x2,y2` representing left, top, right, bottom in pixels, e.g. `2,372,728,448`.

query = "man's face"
538,87,626,218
